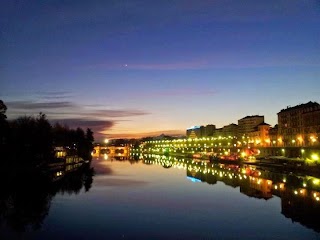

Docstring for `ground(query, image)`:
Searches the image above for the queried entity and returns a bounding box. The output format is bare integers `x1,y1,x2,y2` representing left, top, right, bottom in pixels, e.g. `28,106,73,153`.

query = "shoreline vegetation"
0,100,94,168
0,100,95,232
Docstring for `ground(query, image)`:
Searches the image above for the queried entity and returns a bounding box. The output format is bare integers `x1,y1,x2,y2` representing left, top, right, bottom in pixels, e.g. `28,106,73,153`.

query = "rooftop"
239,115,264,120
278,101,320,114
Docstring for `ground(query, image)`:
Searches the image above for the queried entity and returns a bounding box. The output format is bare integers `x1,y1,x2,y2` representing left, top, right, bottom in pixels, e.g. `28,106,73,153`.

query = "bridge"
93,145,130,156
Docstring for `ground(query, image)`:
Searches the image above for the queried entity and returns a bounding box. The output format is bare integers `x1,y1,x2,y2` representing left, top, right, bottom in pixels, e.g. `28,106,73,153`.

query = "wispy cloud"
6,100,149,118
6,100,75,109
91,55,320,72
89,109,149,118
121,61,209,70
34,91,74,100
4,98,151,141
51,118,114,130
103,129,185,139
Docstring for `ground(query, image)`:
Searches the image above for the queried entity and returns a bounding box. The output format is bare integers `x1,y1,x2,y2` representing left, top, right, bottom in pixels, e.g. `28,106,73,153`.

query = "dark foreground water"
1,155,320,240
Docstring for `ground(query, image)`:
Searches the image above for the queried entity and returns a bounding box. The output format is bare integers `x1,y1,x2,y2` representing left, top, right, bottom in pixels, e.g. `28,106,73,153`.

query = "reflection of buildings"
141,154,320,233
281,189,320,232
240,177,273,200
187,169,217,185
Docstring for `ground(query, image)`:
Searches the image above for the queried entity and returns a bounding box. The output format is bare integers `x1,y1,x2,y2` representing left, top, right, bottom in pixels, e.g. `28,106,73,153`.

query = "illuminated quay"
134,101,320,165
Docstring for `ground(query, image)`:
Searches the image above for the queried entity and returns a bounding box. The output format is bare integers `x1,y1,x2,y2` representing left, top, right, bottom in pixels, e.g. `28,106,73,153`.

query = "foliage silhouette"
0,100,94,166
0,162,94,233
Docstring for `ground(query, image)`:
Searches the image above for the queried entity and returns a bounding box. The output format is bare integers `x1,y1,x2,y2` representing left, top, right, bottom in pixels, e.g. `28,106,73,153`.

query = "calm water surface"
1,155,320,240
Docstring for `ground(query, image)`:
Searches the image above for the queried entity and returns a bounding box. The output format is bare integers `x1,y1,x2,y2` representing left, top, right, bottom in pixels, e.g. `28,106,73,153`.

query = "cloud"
104,129,185,139
35,91,74,100
6,100,75,110
89,109,149,118
51,118,114,130
4,98,151,141
121,61,209,70
6,100,149,118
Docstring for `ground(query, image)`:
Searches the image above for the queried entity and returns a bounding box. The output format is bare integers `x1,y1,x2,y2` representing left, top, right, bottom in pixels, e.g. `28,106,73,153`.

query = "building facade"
223,123,238,137
278,101,320,146
205,124,216,137
248,122,271,147
238,115,264,136
186,126,205,138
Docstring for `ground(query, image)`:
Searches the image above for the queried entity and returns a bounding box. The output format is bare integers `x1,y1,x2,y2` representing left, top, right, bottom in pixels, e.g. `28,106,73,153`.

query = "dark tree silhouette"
0,163,94,233
0,100,9,150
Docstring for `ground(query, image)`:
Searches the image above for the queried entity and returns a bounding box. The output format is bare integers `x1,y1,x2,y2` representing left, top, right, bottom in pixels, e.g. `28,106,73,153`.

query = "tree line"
0,100,94,166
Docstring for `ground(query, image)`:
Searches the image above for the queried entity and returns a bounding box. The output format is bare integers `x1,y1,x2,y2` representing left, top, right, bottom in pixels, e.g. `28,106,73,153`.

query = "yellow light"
311,154,319,161
313,179,320,185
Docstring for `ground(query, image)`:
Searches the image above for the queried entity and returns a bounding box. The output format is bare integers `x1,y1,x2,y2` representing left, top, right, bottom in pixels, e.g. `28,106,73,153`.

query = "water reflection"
0,162,94,233
137,154,320,233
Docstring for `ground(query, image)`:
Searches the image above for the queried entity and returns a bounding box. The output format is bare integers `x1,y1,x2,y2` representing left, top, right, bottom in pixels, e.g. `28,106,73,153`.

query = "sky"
1,0,320,141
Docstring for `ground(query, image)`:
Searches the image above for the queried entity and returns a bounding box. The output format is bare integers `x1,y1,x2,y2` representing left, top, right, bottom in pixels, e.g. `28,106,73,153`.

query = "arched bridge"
93,146,130,156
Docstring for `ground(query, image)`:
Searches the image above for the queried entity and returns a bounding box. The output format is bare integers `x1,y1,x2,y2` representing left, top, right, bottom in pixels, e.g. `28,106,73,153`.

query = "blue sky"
1,0,320,140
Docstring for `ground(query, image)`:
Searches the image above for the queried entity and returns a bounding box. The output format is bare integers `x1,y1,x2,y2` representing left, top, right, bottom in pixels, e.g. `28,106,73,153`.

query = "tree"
0,100,9,151
0,100,7,120
86,128,94,143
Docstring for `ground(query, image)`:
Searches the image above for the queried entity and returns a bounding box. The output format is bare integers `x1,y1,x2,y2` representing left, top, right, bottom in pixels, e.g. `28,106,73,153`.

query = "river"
1,154,320,239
